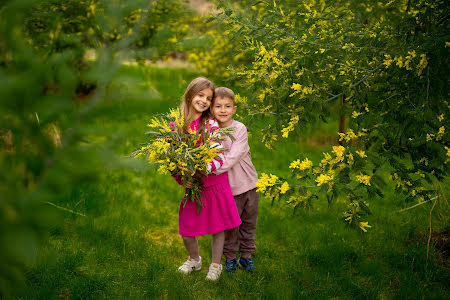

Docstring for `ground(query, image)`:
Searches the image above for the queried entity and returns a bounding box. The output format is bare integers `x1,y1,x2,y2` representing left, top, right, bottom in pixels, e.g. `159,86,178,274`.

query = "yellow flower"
279,181,290,194
157,165,168,174
426,133,434,141
287,191,311,208
338,129,358,142
291,83,301,91
395,56,404,67
419,157,428,166
358,128,367,137
332,145,345,159
256,173,279,193
438,114,444,122
352,111,362,118
263,132,278,149
383,55,393,67
281,115,300,138
417,54,428,76
321,152,332,165
168,162,176,171
436,126,445,141
356,150,367,158
299,158,313,171
347,153,354,164
235,94,247,104
359,221,372,232
316,174,333,186
356,173,371,186
289,159,301,169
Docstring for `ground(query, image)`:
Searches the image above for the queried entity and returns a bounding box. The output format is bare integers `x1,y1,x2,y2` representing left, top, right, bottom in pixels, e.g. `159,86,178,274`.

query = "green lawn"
21,65,449,299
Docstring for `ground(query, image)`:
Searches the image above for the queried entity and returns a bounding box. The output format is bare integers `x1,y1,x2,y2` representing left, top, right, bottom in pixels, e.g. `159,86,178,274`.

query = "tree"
211,0,449,230
0,0,197,295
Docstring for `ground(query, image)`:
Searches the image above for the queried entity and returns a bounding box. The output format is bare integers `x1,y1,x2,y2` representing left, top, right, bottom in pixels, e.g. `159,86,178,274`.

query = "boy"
212,87,259,273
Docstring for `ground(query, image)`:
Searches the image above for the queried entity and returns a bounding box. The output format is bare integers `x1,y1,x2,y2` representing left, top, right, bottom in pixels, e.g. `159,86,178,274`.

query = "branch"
335,63,371,71
397,197,436,212
247,108,305,116
324,64,384,102
248,63,382,115
44,201,86,217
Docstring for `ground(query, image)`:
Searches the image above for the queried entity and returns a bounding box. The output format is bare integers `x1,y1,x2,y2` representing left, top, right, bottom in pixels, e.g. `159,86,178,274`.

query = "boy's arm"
214,125,250,175
206,119,225,173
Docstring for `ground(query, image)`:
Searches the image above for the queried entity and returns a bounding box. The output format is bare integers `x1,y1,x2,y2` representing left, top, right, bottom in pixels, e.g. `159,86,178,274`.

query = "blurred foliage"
1,0,447,295
0,0,198,296
206,0,450,229
21,0,195,94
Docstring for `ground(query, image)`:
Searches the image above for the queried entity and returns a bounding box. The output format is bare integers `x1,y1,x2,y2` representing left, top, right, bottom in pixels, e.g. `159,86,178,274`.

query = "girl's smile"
191,88,213,117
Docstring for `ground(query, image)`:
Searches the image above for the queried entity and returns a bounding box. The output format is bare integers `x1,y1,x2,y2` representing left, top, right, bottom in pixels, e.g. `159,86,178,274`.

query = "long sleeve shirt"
214,120,258,196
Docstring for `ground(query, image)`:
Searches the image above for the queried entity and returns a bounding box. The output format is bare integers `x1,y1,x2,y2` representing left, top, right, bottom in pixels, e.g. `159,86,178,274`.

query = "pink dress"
175,116,241,237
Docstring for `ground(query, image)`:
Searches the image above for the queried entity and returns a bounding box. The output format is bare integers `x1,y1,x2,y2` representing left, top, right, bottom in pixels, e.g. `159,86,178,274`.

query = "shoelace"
181,259,197,269
209,266,221,276
243,259,254,269
226,260,236,268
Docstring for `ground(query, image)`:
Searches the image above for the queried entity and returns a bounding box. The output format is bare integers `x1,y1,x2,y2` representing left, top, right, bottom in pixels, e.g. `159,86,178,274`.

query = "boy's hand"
183,181,193,188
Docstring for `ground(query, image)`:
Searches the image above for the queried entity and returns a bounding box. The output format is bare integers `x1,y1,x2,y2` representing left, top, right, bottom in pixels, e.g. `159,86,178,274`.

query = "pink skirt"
179,173,241,237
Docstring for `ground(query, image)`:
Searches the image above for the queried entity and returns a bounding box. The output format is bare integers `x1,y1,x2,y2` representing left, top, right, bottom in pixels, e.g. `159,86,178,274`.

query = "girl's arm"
214,125,249,175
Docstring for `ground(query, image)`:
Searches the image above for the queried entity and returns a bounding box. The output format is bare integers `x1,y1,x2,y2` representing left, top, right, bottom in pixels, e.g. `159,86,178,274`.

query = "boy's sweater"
214,120,258,196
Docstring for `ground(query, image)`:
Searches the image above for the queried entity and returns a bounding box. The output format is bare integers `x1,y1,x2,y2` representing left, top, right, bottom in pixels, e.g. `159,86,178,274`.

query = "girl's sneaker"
205,263,222,281
178,256,202,274
239,257,255,272
225,258,238,273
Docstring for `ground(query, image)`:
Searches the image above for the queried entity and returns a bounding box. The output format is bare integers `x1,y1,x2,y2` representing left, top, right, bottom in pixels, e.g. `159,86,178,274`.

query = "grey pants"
223,188,259,261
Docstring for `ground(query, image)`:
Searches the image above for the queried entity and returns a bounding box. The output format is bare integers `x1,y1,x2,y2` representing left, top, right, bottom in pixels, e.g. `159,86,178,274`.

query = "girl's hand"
183,181,193,189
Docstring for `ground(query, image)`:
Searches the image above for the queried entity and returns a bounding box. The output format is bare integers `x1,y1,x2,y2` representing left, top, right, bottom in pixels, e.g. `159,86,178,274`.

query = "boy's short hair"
214,87,235,105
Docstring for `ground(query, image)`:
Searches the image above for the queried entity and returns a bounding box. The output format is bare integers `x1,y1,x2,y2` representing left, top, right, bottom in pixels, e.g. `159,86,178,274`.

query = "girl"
173,77,241,281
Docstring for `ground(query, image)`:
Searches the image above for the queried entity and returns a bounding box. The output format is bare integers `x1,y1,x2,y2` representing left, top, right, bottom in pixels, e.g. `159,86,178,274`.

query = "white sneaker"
178,256,202,274
205,263,222,281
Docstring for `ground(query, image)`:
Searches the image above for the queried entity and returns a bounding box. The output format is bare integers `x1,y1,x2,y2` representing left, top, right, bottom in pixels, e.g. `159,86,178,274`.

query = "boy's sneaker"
178,256,202,274
205,263,222,281
225,258,238,273
239,257,255,272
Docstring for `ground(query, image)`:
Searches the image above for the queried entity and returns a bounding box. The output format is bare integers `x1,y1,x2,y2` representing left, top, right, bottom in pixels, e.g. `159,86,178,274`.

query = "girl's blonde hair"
180,77,215,133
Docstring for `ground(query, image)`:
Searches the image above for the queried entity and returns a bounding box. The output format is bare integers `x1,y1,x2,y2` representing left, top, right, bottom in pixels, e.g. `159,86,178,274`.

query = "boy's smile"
212,96,237,127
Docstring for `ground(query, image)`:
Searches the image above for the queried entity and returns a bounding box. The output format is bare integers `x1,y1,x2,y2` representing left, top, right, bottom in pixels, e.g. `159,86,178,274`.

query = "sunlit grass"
22,65,449,299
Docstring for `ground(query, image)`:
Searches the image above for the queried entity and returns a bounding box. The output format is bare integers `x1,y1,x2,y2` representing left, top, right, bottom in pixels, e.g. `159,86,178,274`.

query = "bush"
211,0,449,229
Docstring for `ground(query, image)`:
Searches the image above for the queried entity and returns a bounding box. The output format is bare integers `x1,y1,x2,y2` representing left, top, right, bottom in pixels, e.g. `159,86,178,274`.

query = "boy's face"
212,96,237,127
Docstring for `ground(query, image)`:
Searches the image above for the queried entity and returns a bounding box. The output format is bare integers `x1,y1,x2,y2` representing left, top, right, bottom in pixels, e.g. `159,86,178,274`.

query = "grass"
20,65,449,299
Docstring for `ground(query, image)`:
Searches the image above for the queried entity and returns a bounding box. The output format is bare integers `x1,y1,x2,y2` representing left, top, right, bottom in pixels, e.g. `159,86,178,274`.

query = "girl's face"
191,88,213,116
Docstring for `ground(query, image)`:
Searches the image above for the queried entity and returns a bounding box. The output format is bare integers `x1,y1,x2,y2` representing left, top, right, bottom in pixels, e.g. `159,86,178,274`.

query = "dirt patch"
299,136,339,148
189,0,220,15
432,229,450,265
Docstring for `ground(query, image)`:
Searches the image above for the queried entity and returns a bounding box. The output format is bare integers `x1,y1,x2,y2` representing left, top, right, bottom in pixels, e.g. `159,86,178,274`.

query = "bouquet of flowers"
133,108,234,213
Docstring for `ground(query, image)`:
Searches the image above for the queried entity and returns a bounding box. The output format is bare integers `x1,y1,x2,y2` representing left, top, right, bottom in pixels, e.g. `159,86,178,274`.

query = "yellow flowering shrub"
185,0,450,231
